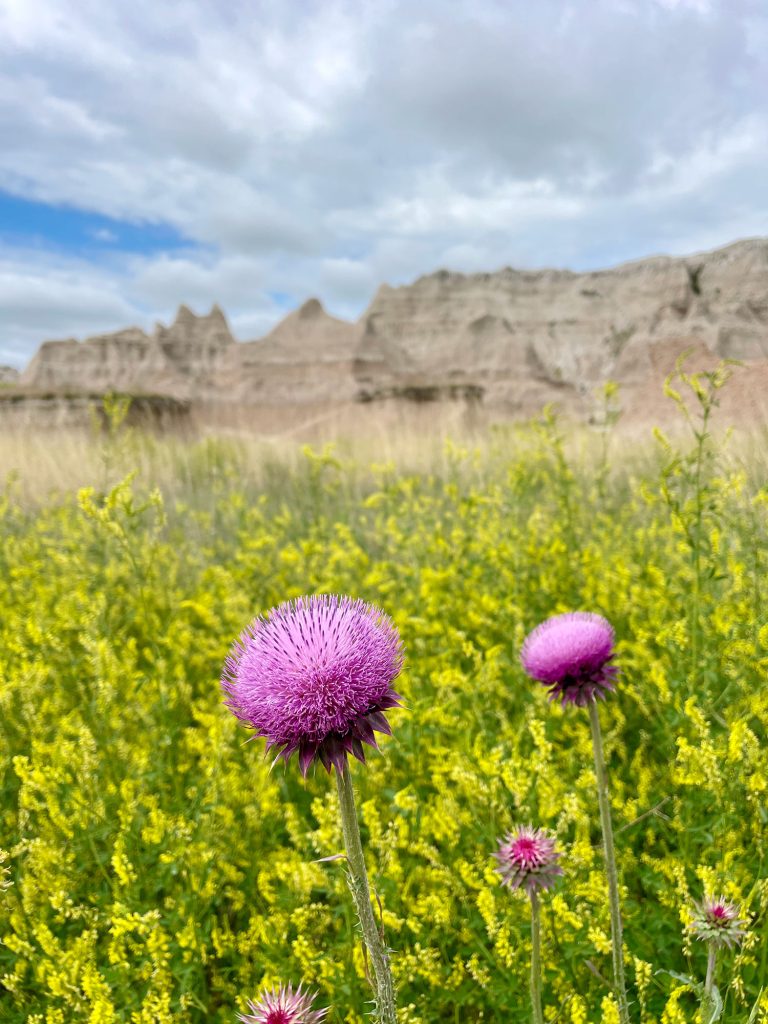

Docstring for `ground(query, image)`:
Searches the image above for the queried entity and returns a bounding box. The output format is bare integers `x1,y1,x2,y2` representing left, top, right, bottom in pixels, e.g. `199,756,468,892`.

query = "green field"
1,380,767,1023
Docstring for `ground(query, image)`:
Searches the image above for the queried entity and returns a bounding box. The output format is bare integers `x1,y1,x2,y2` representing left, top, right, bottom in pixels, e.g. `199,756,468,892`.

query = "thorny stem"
336,759,397,1024
704,946,716,996
701,946,717,1023
530,891,545,1024
589,700,630,1024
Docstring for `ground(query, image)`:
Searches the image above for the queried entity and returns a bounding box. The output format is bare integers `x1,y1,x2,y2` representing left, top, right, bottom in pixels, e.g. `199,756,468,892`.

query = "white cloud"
316,257,377,305
0,250,139,363
0,0,766,366
89,227,118,243
128,250,282,328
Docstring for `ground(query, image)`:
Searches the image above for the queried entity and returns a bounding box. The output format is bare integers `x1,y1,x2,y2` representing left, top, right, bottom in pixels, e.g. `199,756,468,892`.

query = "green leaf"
701,985,723,1024
655,969,700,992
747,989,765,1024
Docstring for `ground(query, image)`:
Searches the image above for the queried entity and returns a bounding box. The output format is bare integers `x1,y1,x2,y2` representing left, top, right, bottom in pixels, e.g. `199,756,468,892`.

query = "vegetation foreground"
1,378,767,1023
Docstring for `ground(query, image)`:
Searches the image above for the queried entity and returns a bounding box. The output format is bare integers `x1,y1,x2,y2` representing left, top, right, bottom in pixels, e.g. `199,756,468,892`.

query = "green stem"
701,946,717,1023
335,759,397,1024
704,944,716,995
689,398,712,693
530,891,545,1024
589,700,630,1024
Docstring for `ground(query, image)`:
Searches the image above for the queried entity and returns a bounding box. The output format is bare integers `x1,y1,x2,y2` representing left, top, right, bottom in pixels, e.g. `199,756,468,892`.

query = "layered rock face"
21,305,234,397
356,238,768,419
13,237,768,427
0,392,190,431
215,298,361,404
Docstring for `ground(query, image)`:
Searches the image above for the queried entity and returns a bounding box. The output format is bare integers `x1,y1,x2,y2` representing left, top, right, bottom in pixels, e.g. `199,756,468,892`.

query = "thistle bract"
691,895,747,949
238,982,329,1024
495,825,563,895
521,612,618,707
222,594,403,775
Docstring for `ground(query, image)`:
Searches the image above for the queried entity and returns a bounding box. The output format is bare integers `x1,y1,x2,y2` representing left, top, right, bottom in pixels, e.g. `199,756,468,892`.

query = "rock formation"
0,391,190,431
215,298,361,404
21,305,234,397
355,238,768,420
11,237,768,429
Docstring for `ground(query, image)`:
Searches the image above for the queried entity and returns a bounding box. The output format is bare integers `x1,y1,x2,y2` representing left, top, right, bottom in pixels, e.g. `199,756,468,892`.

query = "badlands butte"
3,237,768,433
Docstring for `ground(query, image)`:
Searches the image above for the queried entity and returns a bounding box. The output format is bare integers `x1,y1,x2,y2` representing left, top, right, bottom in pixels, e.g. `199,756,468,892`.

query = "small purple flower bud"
690,895,747,950
495,825,563,895
237,981,329,1024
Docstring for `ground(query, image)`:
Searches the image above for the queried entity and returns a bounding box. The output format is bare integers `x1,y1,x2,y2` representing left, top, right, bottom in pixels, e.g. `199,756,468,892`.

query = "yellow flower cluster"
0,408,765,1022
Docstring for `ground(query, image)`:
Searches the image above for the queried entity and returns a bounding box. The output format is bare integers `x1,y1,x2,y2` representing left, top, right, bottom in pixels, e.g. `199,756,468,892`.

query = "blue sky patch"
0,190,192,257
267,290,297,309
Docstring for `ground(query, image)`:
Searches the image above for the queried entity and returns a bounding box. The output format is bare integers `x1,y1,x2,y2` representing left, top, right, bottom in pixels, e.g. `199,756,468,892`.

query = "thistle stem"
704,945,716,995
701,945,717,1022
530,891,545,1024
589,699,630,1024
335,759,397,1024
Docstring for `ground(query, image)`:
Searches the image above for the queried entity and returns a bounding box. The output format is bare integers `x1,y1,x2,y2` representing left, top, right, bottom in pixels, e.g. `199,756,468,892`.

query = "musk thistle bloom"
691,895,747,950
222,595,402,1023
521,611,630,1024
521,611,617,707
495,826,563,895
495,825,562,1024
238,982,329,1024
222,594,403,776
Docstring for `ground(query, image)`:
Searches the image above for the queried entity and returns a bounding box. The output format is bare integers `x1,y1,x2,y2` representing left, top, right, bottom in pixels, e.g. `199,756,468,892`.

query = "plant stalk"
589,699,630,1024
336,759,397,1024
701,945,717,1023
530,891,545,1024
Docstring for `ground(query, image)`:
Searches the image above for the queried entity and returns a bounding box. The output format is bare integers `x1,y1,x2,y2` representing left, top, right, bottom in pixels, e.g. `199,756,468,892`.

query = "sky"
1,0,767,367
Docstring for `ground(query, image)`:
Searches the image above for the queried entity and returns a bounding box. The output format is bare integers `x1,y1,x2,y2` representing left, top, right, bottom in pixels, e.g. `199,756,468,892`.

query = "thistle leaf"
655,969,700,993
702,984,723,1024
746,989,764,1024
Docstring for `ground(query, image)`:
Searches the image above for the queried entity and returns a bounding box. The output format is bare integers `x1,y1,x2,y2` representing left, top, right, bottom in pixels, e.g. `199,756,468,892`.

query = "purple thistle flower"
495,825,563,895
521,612,618,707
691,895,747,950
238,982,329,1024
222,594,403,776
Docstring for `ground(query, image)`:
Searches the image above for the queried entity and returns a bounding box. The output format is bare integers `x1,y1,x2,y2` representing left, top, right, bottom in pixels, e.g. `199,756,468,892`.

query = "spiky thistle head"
494,825,563,895
521,611,618,707
690,895,747,949
237,982,329,1024
222,595,404,776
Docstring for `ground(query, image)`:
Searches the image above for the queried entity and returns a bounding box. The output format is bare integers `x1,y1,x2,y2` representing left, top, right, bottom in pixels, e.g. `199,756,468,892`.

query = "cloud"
0,250,138,363
0,0,766,366
89,227,118,243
